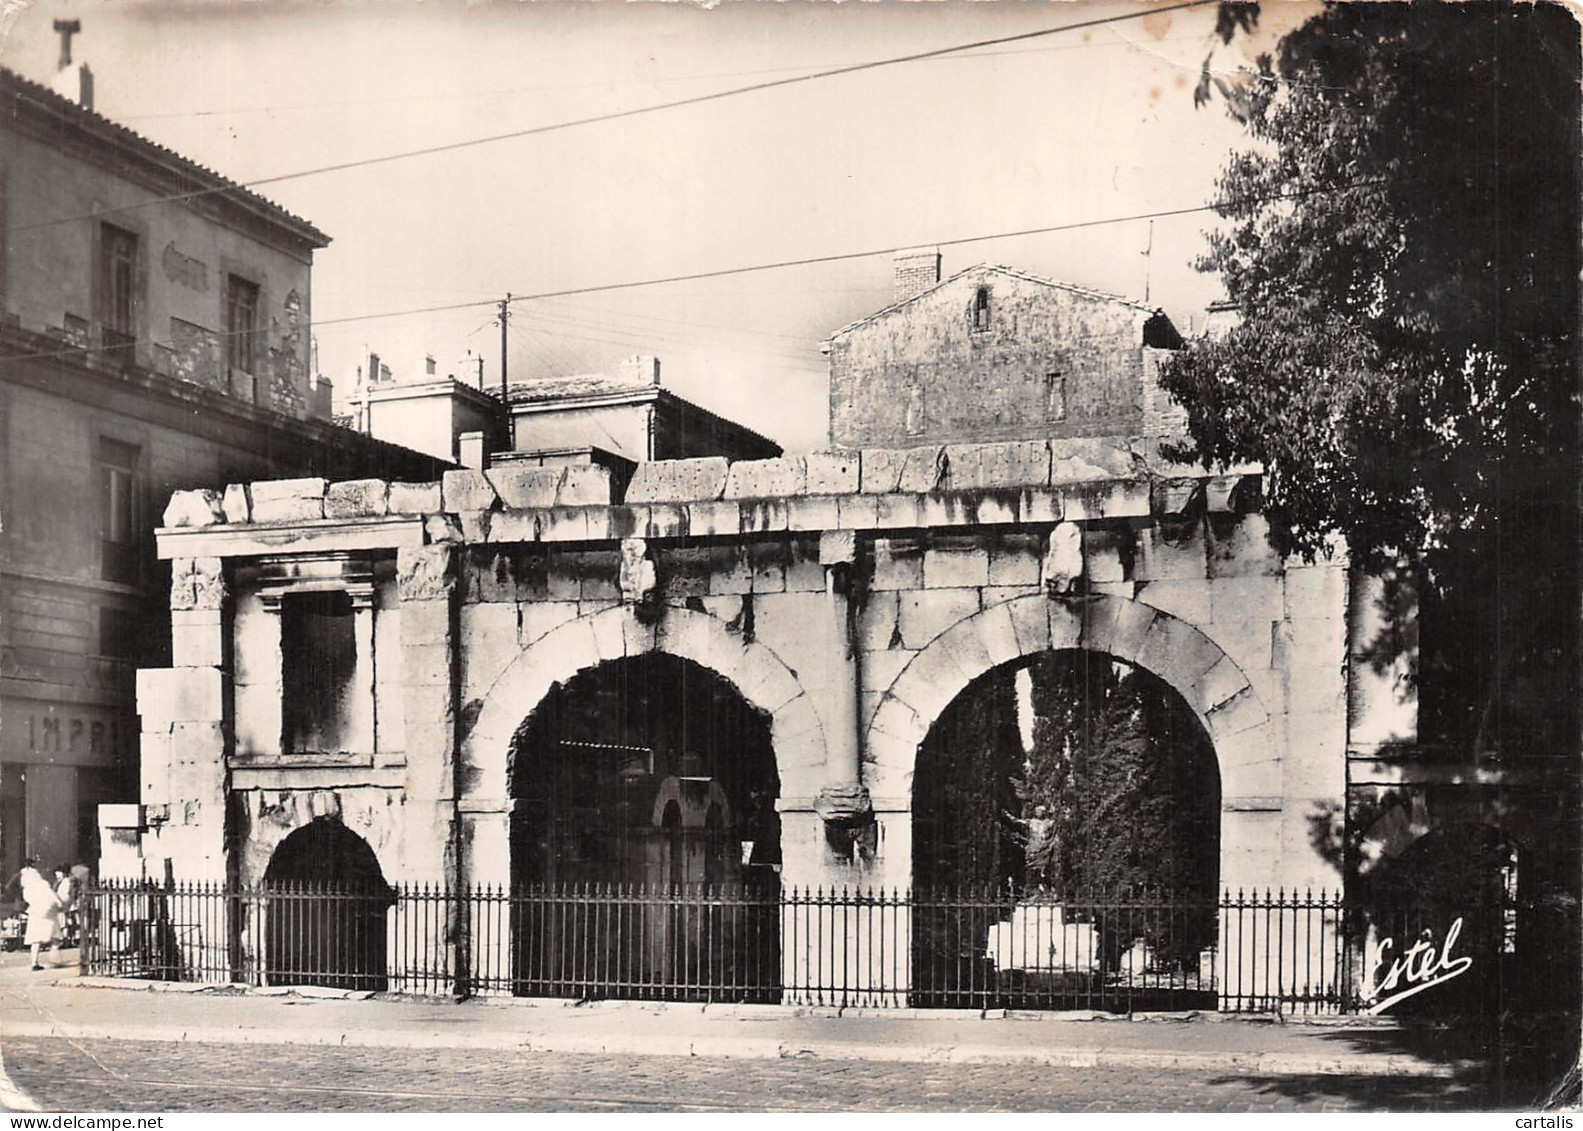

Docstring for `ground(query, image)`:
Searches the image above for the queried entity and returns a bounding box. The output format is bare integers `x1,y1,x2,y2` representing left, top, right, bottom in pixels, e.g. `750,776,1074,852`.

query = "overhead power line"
4,0,1216,237
0,179,1382,367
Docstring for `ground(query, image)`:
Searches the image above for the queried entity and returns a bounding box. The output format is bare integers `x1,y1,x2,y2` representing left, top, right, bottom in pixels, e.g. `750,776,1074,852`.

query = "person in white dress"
18,859,62,970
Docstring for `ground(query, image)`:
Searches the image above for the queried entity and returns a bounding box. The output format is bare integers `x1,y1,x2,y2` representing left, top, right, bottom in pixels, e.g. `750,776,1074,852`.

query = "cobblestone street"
2,1038,1483,1113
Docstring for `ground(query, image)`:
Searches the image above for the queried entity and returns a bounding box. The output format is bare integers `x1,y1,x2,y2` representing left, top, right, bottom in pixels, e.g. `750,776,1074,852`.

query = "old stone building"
118,246,1550,1012
0,49,444,875
826,251,1184,449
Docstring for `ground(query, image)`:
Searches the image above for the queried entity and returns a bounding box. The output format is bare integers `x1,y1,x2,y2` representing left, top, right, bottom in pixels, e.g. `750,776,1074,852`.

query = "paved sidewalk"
0,956,1478,1081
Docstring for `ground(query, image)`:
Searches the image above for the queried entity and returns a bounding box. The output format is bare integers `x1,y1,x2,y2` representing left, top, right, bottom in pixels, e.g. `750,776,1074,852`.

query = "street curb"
0,1016,1461,1078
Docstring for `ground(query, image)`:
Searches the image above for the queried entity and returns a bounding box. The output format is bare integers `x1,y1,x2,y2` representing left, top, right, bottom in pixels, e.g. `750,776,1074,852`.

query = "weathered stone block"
898,589,979,650
805,451,859,495
1084,527,1134,585
921,492,982,529
860,647,912,700
974,490,1020,526
397,545,456,601
250,486,325,523
1062,481,1150,521
1048,439,1133,484
486,465,561,510
325,479,389,519
874,494,922,530
1018,487,1062,525
859,448,906,495
487,509,538,544
858,591,901,653
784,537,826,593
922,539,989,588
898,446,949,493
557,464,613,506
871,536,923,591
786,495,840,532
943,441,1050,490
1134,521,1204,583
251,477,327,504
171,615,223,669
456,511,492,542
540,507,592,542
747,540,786,593
442,469,499,513
838,495,880,530
687,500,741,538
707,545,753,595
1206,514,1282,578
137,667,224,723
725,456,807,500
162,489,226,529
221,483,252,524
738,499,788,534
659,546,712,600
625,457,730,503
988,533,1042,588
388,481,442,515
518,601,580,648
642,504,688,540
1136,578,1212,626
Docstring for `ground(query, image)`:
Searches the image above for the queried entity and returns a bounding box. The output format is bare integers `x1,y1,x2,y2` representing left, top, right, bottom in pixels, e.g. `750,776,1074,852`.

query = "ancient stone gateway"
132,442,1351,1005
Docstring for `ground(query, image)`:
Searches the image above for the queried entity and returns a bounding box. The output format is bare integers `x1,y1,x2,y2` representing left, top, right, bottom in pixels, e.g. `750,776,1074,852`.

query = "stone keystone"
619,538,658,604
1042,521,1084,597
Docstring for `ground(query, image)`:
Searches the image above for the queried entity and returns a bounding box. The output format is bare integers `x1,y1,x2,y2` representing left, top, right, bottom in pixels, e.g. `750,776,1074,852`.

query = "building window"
97,223,138,353
97,438,141,585
1045,371,1067,421
226,275,261,393
970,286,992,332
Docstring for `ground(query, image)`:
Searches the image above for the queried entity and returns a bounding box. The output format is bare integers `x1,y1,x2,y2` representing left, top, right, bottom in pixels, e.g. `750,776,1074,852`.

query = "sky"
0,0,1314,452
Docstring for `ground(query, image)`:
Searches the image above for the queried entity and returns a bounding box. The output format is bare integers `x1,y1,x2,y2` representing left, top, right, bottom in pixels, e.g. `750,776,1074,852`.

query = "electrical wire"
3,0,1216,237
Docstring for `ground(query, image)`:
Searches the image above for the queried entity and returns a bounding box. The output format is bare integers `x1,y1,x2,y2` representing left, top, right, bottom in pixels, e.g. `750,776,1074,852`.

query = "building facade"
0,60,445,875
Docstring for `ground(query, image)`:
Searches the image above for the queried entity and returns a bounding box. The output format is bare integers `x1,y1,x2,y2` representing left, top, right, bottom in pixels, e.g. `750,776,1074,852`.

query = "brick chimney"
893,247,941,304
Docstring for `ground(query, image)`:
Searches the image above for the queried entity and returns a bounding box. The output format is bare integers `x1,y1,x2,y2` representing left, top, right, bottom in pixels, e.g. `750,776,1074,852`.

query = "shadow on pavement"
1212,1011,1582,1112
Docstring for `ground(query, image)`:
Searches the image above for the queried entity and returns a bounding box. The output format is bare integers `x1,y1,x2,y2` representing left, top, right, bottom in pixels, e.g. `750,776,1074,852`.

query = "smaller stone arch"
465,604,829,808
863,593,1275,810
262,816,393,991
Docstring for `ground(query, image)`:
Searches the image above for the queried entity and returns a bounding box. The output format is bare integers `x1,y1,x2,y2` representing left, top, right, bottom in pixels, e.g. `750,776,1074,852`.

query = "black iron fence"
79,880,1356,1014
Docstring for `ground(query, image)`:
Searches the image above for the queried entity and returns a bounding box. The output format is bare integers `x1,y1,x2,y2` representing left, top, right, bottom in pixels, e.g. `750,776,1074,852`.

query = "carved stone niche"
257,552,380,759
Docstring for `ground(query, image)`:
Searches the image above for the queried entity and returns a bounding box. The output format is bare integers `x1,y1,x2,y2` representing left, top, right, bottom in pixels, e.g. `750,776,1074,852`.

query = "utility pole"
1142,220,1154,306
497,293,512,401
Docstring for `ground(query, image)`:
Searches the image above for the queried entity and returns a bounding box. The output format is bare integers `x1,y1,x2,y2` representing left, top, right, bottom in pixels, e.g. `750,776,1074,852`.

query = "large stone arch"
464,603,830,806
863,592,1278,888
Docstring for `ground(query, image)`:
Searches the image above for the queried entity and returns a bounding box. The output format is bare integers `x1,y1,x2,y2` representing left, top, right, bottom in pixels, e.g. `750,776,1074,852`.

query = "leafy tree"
1162,2,1579,756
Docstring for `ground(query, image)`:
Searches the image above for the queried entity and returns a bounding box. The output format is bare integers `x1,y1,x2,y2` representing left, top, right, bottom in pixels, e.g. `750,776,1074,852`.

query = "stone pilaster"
396,543,460,888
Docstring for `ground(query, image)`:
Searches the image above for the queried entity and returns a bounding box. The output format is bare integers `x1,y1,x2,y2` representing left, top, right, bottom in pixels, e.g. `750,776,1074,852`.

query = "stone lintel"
155,516,425,560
